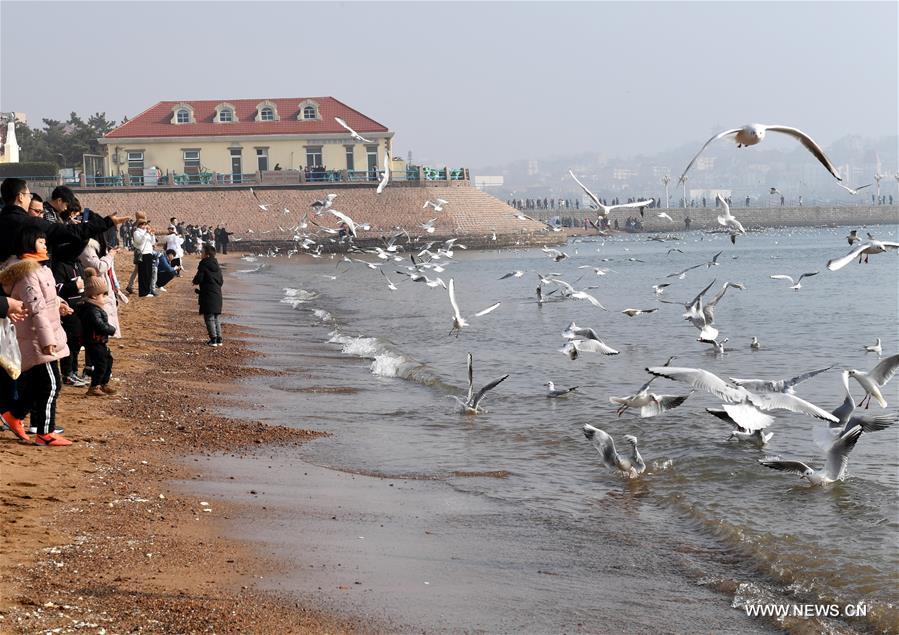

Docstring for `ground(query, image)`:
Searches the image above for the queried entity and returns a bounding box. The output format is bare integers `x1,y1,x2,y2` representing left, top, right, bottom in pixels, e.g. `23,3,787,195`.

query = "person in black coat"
192,244,224,347
76,269,117,396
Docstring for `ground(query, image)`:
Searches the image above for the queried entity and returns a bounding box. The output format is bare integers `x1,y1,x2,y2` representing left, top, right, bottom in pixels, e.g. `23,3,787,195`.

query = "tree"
15,111,117,170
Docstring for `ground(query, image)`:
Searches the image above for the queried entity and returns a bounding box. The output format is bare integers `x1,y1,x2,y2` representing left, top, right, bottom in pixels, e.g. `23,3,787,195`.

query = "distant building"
474,175,504,190
98,97,392,182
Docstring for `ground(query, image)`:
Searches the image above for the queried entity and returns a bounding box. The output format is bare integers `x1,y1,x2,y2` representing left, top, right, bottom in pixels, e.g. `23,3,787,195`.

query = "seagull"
310,193,337,215
450,353,509,415
846,230,860,245
621,308,658,317
420,218,437,234
544,381,578,398
249,187,271,211
577,266,612,276
758,424,863,485
334,116,373,143
329,209,368,238
666,262,705,279
848,354,899,409
750,336,761,350
836,182,872,196
769,271,818,291
865,338,882,355
700,281,745,325
423,198,449,212
499,270,525,280
678,124,842,184
561,322,619,357
646,366,838,431
447,278,501,336
652,283,671,295
555,280,607,309
379,270,397,291
657,212,675,222
569,170,654,219
701,337,729,354
610,370,689,418
825,370,898,436
513,211,540,222
376,151,390,194
706,408,773,445
826,240,899,270
728,365,833,395
666,248,685,256
582,425,645,478
542,246,569,262
769,187,781,196
715,194,745,244
705,251,723,268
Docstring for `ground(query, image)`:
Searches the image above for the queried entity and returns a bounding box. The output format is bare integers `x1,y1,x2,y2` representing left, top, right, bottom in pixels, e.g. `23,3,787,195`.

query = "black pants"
85,343,112,387
138,253,155,296
12,361,61,435
220,242,228,255
204,313,221,340
59,314,82,377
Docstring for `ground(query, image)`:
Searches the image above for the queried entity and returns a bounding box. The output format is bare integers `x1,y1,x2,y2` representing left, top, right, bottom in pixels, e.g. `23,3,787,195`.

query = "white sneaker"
29,426,63,434
155,287,167,293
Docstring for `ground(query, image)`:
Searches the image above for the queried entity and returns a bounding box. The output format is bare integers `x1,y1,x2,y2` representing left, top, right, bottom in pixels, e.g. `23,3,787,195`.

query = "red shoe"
34,433,73,447
1,411,30,442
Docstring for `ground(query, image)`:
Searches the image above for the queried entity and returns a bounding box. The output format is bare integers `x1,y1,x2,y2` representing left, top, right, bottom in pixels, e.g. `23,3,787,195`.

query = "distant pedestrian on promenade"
193,244,224,347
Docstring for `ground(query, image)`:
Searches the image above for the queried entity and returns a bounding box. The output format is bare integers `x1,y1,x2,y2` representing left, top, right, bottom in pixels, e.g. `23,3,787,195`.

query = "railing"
59,165,470,189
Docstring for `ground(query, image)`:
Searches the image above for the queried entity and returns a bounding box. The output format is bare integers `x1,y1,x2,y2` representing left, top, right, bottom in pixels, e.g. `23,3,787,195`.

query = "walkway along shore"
0,254,372,633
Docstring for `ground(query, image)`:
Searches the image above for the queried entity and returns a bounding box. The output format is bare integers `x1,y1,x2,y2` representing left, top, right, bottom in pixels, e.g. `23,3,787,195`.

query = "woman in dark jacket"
192,244,224,347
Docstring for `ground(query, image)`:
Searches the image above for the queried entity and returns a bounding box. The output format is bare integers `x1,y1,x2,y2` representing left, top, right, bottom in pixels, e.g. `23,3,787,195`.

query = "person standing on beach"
0,228,72,446
132,219,156,297
76,268,117,397
192,244,224,347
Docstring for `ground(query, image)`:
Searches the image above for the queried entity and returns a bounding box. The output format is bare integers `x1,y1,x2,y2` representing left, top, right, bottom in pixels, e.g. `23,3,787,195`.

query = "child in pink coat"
0,228,72,446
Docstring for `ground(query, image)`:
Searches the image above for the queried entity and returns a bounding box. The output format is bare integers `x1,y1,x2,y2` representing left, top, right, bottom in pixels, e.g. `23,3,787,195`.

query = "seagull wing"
826,243,872,271
584,426,621,471
466,352,474,404
472,302,501,318
640,394,690,417
571,291,607,310
448,278,464,323
769,274,795,284
823,425,863,481
722,403,775,431
472,374,510,410
705,407,743,431
686,278,718,307
678,128,742,183
607,199,656,211
728,378,779,393
568,170,601,208
868,354,899,386
844,412,898,435
796,271,819,283
335,117,373,143
748,392,838,423
329,209,358,237
765,125,841,181
574,339,619,355
666,262,704,279
646,366,745,402
758,459,814,476
783,365,834,390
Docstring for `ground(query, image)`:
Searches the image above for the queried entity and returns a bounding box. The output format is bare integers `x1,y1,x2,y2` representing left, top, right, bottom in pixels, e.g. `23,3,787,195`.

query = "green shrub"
0,162,59,178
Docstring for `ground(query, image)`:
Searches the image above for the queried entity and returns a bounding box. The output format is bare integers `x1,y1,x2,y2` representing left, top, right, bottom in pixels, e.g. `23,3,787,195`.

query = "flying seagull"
716,194,745,244
621,308,658,317
864,338,882,355
334,116,373,143
769,271,819,291
848,354,899,409
678,124,842,184
750,337,761,350
423,198,449,212
311,193,337,215
706,408,773,445
376,151,390,194
729,365,833,394
836,182,872,196
499,270,525,280
826,240,899,270
249,187,271,211
610,382,689,418
657,212,675,222
447,278,501,336
451,353,509,414
569,170,654,219
582,425,646,478
846,230,860,245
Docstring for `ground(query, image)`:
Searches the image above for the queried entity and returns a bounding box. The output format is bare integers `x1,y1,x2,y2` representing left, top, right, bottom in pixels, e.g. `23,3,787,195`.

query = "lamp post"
678,175,688,208
873,173,883,203
662,175,671,208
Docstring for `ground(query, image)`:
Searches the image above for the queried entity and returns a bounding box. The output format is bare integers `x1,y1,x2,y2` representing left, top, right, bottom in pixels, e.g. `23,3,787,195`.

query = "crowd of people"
0,178,225,448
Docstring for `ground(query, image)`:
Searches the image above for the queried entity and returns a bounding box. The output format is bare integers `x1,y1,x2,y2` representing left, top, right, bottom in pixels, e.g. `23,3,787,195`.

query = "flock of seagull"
251,119,897,487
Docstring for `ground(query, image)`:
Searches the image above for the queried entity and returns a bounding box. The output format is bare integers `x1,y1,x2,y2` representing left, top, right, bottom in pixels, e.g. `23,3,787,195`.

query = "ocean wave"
281,287,319,309
327,330,449,389
313,309,333,322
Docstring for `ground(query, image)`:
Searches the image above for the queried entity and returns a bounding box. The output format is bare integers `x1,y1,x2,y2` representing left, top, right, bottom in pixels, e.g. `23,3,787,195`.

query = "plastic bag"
0,318,22,380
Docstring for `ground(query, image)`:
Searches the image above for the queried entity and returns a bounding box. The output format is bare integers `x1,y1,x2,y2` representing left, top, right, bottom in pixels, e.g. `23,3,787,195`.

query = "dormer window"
170,102,196,124
255,100,280,122
214,102,238,124
297,100,320,121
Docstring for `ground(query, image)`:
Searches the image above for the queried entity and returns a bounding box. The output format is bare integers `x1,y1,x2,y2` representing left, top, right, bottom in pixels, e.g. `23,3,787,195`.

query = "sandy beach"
0,254,369,633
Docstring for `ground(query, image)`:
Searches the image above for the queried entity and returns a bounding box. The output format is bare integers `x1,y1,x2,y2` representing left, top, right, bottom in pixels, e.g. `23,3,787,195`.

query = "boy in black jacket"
76,268,117,397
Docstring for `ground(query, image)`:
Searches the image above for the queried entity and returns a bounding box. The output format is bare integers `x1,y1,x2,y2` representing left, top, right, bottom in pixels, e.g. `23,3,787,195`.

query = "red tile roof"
104,97,389,139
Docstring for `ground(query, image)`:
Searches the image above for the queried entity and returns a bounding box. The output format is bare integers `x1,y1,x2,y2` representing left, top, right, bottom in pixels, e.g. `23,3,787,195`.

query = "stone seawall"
72,184,552,248
534,205,897,232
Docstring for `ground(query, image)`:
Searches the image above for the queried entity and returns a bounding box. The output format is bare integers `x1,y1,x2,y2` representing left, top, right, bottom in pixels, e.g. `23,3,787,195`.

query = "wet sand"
0,254,368,633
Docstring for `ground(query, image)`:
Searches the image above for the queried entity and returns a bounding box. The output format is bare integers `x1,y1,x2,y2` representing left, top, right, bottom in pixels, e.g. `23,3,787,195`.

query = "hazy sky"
2,1,896,167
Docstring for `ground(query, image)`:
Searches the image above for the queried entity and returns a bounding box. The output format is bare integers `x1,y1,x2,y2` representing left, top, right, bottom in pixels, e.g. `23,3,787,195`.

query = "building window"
219,108,233,122
127,151,144,185
260,107,274,121
303,105,317,120
366,145,378,178
183,150,200,175
176,109,190,124
256,148,269,172
306,146,323,167
345,146,355,172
